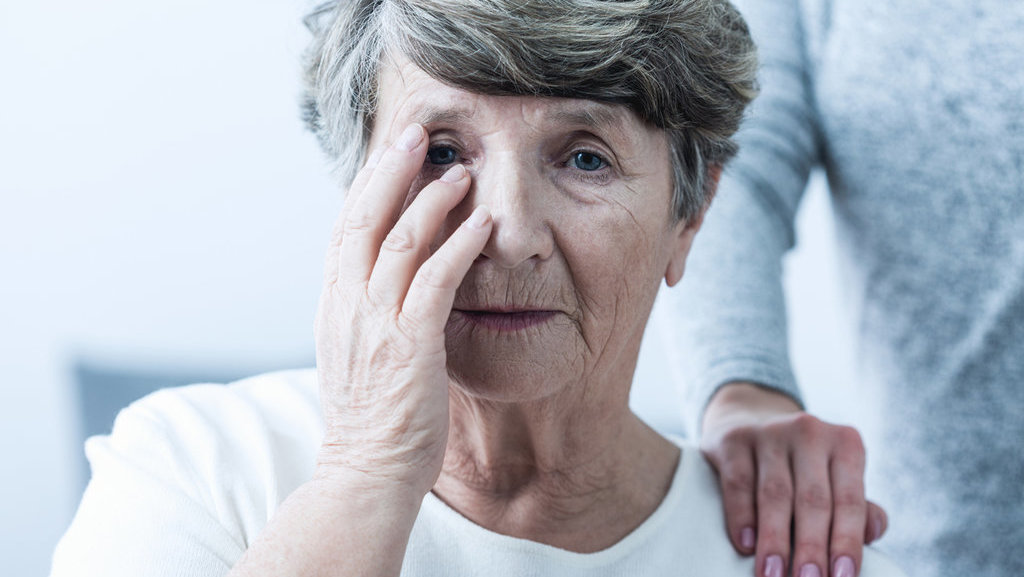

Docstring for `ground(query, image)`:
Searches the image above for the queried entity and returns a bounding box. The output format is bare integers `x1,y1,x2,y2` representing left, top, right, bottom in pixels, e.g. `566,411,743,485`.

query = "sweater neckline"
419,439,692,567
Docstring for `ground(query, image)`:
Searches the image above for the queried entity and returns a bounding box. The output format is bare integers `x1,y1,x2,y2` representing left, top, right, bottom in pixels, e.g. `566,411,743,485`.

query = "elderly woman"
52,1,903,576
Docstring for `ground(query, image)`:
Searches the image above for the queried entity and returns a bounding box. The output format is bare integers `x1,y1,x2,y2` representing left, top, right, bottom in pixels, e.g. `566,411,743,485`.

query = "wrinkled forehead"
370,55,658,148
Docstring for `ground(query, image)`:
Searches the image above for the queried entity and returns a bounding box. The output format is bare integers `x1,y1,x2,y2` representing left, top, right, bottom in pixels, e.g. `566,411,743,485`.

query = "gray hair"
301,0,758,221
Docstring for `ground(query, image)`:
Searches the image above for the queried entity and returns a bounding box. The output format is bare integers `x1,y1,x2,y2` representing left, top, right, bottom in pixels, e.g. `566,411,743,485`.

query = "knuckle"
719,425,755,447
330,221,346,247
759,477,794,503
393,315,425,343
361,279,392,307
830,534,863,556
796,484,832,511
835,426,865,453
757,525,790,549
381,222,418,254
722,470,757,495
832,431,867,473
343,210,376,236
832,487,865,509
792,412,823,435
415,259,455,292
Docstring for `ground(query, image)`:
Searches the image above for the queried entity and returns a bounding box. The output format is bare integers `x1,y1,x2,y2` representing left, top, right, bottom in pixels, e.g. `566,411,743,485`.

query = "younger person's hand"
702,382,888,577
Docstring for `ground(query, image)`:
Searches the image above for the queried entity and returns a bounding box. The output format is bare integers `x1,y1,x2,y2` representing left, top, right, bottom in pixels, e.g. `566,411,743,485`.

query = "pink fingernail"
740,527,756,550
833,556,855,577
396,124,423,151
799,564,821,577
441,164,466,183
868,516,883,543
464,205,490,229
763,555,783,577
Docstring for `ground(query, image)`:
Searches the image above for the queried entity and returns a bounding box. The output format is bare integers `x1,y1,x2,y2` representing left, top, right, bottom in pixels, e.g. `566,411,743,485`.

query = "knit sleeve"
660,0,821,438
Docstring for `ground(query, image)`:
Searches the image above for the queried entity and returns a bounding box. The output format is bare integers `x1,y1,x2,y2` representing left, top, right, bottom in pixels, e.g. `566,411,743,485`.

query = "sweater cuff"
685,356,803,440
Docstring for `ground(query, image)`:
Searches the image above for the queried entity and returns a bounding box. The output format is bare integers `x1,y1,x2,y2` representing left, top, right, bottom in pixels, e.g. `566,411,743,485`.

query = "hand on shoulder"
701,382,890,577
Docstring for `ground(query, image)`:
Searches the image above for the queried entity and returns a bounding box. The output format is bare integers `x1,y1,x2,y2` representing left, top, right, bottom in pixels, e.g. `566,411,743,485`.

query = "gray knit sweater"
664,1,1024,575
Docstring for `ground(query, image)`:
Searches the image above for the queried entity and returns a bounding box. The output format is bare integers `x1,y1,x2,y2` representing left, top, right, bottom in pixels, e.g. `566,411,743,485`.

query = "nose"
469,157,554,268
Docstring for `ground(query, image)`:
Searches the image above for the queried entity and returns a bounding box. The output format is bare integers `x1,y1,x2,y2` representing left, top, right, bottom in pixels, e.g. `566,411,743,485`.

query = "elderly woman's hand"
314,123,492,496
702,382,888,577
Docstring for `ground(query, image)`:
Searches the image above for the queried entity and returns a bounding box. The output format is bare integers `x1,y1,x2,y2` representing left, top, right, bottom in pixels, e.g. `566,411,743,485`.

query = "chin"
443,311,587,402
446,360,571,403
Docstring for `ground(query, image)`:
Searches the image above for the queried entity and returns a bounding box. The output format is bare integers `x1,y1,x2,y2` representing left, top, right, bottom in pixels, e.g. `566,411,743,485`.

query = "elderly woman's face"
369,58,696,402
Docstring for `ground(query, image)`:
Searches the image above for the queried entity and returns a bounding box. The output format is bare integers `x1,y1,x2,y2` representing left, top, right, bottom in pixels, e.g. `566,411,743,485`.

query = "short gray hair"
301,0,758,221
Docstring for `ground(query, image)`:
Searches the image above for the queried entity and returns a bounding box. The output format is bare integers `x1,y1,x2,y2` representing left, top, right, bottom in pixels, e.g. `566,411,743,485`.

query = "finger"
367,164,471,306
754,439,794,577
324,146,386,285
706,436,758,555
828,427,867,577
338,123,428,285
790,443,832,577
402,205,492,330
865,501,887,544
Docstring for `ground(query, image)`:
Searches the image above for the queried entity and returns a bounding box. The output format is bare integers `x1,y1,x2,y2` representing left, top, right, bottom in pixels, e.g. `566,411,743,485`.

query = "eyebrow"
415,107,475,126
549,106,628,131
412,102,628,131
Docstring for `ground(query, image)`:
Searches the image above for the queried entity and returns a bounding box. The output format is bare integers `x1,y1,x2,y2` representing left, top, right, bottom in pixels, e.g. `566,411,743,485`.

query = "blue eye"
426,145,457,165
572,151,606,171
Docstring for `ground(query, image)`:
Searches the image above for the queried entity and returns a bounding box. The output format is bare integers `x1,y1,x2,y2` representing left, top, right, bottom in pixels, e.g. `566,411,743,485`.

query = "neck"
433,383,680,553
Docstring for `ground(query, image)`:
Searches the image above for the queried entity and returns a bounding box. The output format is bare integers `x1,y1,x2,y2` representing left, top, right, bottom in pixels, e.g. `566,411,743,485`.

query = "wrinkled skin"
313,55,884,575
314,56,699,506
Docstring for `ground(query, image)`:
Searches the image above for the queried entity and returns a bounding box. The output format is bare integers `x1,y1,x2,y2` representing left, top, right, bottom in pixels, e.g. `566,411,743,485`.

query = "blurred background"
0,1,869,574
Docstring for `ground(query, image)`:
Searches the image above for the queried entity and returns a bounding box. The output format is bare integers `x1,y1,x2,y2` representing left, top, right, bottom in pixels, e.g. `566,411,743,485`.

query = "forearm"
228,474,423,577
662,0,822,438
665,175,803,437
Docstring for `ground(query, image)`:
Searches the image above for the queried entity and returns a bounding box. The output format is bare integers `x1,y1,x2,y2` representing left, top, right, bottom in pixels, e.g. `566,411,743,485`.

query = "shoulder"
112,367,321,451
124,367,320,425
92,370,321,537
97,369,321,478
99,367,322,501
53,369,323,576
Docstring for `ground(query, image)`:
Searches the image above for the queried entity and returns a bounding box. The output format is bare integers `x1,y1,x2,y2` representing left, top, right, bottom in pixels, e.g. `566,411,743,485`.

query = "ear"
664,164,722,287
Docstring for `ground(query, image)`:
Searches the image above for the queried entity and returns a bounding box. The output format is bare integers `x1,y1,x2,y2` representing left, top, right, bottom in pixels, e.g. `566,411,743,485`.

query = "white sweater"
51,369,906,576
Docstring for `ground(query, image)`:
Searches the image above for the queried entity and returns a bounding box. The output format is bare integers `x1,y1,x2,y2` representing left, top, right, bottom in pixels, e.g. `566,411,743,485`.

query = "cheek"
559,206,670,317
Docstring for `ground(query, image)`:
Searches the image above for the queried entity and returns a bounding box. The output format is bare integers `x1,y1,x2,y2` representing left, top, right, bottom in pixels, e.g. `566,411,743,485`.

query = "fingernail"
440,164,466,182
365,146,385,167
464,205,490,229
799,564,821,577
740,527,756,550
763,555,784,577
868,516,883,543
396,124,423,151
833,556,855,577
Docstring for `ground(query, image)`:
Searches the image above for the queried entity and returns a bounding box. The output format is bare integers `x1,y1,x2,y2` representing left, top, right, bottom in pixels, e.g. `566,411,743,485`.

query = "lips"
452,309,559,331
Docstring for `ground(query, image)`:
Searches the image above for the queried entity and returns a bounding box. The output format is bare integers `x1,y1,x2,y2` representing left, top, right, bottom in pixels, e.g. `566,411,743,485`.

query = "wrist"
310,464,429,518
702,381,802,435
316,432,444,497
230,470,424,576
313,458,434,501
